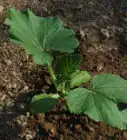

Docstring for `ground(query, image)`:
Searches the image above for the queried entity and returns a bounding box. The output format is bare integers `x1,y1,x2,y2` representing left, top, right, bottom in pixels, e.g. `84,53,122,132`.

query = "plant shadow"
118,103,127,110
0,91,40,140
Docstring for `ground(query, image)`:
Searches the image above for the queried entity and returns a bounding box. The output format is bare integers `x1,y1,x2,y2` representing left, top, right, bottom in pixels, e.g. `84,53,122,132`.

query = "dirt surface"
0,0,127,140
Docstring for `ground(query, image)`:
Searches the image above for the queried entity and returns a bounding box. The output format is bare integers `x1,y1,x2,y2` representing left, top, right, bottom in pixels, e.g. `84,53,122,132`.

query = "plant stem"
47,65,67,97
47,65,57,89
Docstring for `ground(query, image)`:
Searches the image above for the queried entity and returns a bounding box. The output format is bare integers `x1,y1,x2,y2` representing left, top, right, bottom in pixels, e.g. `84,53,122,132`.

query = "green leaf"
31,94,59,113
56,70,91,93
92,74,127,103
55,54,83,92
67,88,126,129
6,8,79,65
34,52,53,65
56,54,82,77
67,74,127,129
121,109,127,124
57,79,70,93
70,70,91,88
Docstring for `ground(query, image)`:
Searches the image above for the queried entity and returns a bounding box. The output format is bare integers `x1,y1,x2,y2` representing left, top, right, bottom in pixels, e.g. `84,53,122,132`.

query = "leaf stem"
47,65,57,89
47,65,67,97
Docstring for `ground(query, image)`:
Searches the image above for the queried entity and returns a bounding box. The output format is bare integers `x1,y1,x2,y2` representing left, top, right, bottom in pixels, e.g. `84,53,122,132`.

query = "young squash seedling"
6,8,127,130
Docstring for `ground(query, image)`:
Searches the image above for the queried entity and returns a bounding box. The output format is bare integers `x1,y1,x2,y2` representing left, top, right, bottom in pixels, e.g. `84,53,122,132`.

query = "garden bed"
0,0,127,139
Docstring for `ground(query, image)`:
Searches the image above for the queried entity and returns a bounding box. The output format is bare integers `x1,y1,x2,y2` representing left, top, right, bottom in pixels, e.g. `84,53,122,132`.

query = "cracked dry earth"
0,0,127,140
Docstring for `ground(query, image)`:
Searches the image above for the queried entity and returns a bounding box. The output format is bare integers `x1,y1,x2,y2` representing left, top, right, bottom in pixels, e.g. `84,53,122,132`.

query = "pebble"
11,71,17,77
85,124,95,132
16,119,22,125
4,59,12,65
16,103,26,112
44,75,51,85
80,29,85,38
1,94,6,100
6,100,14,107
26,134,33,140
43,85,49,90
54,115,59,120
23,85,29,91
40,121,57,136
0,106,3,112
97,63,104,72
3,42,7,46
12,83,17,89
100,28,110,39
75,124,81,130
77,4,83,9
20,115,26,121
22,122,28,128
26,112,30,118
8,83,17,89
42,7,51,15
98,135,103,140
50,125,57,136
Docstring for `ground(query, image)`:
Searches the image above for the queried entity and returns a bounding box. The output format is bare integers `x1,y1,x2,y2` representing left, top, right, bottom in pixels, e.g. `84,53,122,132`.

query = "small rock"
50,126,57,136
43,85,49,90
85,124,95,132
88,1,94,8
8,83,17,89
53,115,59,120
20,115,26,121
26,134,33,140
11,71,17,77
116,27,124,33
4,59,12,65
86,135,92,140
22,122,28,128
11,83,17,89
16,119,22,125
97,63,104,72
42,122,57,136
44,75,51,85
6,100,14,107
26,112,30,118
98,135,103,140
16,103,27,112
3,42,7,46
23,85,29,91
42,7,51,15
7,83,12,89
77,4,83,9
80,29,85,38
75,124,81,130
100,28,110,39
1,94,6,100
0,106,3,112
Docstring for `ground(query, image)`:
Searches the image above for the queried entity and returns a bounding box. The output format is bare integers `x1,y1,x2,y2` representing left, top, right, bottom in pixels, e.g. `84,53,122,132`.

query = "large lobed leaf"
92,74,127,103
6,8,79,65
67,74,127,129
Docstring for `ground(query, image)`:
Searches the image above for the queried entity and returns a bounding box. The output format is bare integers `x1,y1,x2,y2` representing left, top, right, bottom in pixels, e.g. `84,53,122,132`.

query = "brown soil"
0,0,127,140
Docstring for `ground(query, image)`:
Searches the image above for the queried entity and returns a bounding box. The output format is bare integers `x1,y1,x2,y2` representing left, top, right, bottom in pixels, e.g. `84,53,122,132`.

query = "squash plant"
6,8,127,129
